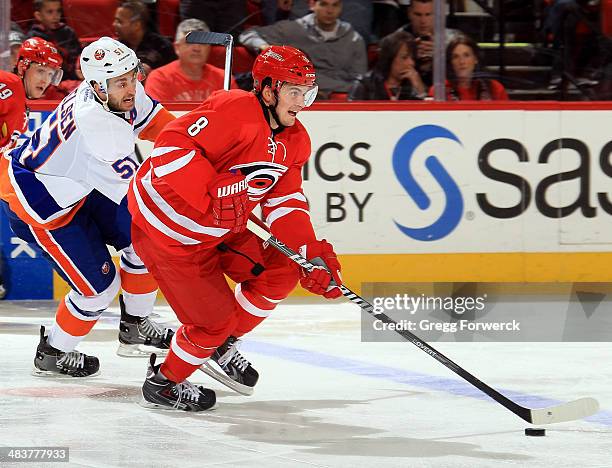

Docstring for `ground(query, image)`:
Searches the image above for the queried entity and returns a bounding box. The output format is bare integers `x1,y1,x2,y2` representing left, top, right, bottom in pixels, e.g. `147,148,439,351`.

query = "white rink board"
137,109,612,255
297,110,612,254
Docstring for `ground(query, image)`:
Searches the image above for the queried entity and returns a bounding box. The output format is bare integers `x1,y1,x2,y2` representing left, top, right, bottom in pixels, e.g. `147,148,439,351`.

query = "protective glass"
279,83,318,107
29,63,63,86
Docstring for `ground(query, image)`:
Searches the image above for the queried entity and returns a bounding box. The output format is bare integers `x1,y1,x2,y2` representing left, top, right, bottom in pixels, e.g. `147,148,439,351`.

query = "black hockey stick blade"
245,219,601,425
186,31,233,47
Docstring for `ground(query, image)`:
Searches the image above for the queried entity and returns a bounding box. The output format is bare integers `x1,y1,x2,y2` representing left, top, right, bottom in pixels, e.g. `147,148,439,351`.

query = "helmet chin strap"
91,81,127,115
259,89,286,134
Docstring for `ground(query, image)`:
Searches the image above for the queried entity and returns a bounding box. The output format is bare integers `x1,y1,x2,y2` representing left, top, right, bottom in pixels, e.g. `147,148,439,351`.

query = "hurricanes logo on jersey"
229,162,288,202
94,49,106,60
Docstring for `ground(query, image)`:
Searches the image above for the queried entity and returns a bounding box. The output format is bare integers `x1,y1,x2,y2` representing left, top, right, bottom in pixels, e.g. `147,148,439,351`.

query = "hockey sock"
48,297,102,352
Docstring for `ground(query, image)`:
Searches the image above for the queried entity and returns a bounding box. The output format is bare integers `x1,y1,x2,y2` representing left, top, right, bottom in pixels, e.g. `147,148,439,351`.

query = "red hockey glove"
207,172,248,233
298,240,343,299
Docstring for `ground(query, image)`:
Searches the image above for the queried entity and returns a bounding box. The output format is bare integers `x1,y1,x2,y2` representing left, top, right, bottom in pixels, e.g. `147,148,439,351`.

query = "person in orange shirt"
144,19,237,102
430,35,509,101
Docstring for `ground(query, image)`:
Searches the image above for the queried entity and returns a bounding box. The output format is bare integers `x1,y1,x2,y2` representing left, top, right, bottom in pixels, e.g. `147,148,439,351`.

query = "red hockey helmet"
252,46,317,106
16,38,64,85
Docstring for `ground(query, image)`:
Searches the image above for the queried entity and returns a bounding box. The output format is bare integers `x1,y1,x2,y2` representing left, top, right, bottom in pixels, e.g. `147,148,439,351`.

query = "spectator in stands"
290,0,373,43
145,19,237,102
240,0,367,98
114,0,177,73
543,0,602,89
433,35,508,101
9,29,26,70
26,0,82,80
373,1,409,41
349,30,425,100
179,0,248,37
396,0,462,87
259,0,294,25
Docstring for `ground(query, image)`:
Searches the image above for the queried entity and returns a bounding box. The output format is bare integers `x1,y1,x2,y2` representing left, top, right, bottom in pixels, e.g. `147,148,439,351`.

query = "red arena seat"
157,0,180,38
209,45,256,74
63,0,119,39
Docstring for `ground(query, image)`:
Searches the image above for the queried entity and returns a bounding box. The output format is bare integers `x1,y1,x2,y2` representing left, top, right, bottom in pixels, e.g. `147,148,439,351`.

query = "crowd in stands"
7,0,612,102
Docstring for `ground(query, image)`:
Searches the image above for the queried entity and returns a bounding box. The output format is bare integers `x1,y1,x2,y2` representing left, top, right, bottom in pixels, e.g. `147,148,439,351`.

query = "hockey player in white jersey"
0,37,176,377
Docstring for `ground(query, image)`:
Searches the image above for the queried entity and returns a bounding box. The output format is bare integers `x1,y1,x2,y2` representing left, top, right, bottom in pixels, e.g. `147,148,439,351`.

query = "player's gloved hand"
207,172,248,233
298,240,343,299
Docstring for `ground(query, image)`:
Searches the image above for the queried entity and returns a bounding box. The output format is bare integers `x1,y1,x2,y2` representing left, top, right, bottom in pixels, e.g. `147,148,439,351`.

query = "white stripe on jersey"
131,174,200,245
150,146,183,158
263,192,308,208
265,207,310,226
153,150,196,177
141,168,229,237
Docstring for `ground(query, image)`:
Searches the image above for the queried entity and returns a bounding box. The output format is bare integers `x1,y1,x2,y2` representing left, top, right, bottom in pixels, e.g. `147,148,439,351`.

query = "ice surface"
0,300,610,467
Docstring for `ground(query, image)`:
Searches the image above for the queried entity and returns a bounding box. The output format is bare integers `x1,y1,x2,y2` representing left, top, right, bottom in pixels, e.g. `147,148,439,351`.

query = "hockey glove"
208,172,248,233
298,240,343,299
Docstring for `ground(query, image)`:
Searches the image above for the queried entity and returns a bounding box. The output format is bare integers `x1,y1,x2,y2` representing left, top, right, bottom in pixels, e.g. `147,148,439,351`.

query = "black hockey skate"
117,295,174,357
141,354,216,411
199,336,259,396
33,326,100,377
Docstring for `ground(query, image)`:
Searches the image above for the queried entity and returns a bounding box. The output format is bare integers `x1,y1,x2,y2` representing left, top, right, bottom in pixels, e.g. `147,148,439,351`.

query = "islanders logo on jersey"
229,162,288,202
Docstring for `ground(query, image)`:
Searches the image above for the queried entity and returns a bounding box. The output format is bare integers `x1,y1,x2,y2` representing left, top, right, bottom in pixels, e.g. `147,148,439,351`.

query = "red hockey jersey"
128,89,317,251
0,71,27,150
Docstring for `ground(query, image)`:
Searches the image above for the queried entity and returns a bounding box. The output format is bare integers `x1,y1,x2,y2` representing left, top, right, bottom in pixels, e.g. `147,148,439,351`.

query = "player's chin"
282,112,298,126
29,87,45,99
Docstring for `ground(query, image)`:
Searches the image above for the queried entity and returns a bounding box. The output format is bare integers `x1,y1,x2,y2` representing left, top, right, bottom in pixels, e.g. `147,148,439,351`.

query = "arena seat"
157,0,180,38
208,45,256,74
602,0,612,37
63,0,119,39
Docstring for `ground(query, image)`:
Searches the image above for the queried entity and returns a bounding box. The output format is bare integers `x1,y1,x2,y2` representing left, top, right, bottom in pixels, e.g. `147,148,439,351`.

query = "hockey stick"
246,219,599,425
186,31,234,91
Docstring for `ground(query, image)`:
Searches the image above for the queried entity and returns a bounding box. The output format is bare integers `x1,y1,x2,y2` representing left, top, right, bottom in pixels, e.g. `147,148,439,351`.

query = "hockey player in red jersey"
129,45,343,411
0,37,62,299
0,37,63,150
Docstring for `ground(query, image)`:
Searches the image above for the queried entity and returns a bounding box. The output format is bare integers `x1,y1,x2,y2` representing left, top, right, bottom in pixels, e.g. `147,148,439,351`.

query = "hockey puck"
525,428,546,436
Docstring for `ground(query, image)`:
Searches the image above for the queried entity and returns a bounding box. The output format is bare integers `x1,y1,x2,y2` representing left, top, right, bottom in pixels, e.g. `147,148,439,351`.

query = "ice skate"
199,336,259,396
140,354,216,411
33,326,100,377
117,295,174,357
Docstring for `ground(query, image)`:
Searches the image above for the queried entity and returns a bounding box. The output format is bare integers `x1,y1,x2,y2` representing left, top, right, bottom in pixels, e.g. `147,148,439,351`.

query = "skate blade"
138,397,218,412
31,366,100,378
199,361,254,396
117,343,169,358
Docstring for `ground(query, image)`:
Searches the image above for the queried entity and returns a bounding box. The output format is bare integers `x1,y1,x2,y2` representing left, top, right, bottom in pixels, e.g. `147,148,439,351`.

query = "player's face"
274,83,313,127
311,0,342,31
105,69,139,112
175,39,211,67
408,2,434,37
451,44,478,80
34,1,62,30
23,63,56,99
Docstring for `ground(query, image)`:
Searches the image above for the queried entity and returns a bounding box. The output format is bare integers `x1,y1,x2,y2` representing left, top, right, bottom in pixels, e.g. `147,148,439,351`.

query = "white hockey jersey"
0,80,172,230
